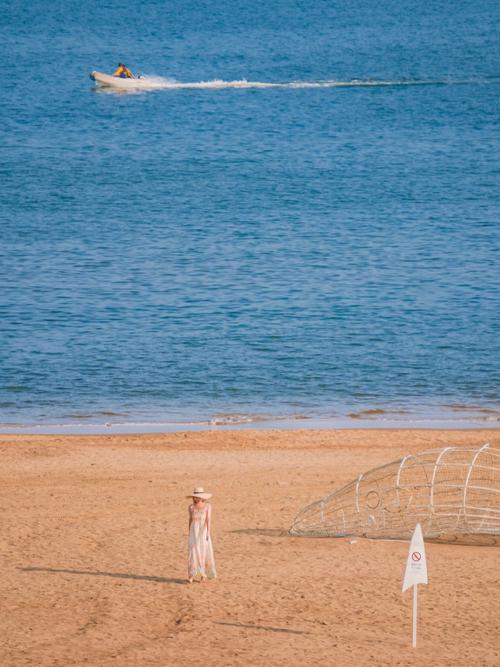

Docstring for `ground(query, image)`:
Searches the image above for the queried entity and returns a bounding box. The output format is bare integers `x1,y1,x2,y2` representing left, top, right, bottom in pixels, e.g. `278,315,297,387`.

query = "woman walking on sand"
187,487,216,583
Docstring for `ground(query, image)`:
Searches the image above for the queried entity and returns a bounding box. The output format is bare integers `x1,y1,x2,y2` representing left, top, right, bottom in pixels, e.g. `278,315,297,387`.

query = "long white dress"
188,503,216,579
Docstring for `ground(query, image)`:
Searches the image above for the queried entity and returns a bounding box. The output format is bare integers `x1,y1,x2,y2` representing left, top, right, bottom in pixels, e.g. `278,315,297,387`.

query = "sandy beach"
1,428,499,666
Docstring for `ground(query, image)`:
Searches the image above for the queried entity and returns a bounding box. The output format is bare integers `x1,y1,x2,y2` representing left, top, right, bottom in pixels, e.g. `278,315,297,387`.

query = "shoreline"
0,414,498,435
2,400,499,435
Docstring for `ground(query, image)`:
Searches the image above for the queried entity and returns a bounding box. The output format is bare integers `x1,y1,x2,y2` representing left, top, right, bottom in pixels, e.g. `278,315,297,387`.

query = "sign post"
402,523,428,648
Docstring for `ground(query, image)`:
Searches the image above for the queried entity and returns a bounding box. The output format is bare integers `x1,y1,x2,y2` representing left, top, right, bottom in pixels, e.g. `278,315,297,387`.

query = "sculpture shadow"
19,566,186,585
229,528,289,537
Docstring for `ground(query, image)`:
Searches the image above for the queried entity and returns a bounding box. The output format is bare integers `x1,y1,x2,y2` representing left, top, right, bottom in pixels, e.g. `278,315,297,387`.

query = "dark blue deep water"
1,1,499,428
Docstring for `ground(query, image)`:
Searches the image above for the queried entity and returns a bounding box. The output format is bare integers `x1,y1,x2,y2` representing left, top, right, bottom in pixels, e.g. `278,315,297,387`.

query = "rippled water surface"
1,0,499,427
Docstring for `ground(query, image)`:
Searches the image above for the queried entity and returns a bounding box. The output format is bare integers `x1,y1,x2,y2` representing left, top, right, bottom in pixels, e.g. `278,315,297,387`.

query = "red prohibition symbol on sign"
411,551,422,562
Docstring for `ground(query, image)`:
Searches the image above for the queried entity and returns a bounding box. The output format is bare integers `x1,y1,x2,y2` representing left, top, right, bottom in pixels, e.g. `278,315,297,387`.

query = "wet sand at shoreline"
1,429,499,666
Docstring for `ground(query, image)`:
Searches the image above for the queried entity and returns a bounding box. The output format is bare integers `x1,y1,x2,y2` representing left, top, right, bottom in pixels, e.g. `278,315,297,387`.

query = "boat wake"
107,75,499,92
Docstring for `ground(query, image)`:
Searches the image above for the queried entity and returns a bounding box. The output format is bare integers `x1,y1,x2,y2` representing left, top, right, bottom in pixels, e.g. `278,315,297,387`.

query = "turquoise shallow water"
1,1,499,428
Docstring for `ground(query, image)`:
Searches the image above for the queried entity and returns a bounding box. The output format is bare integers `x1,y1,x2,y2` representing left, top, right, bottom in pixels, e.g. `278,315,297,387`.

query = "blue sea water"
1,0,499,430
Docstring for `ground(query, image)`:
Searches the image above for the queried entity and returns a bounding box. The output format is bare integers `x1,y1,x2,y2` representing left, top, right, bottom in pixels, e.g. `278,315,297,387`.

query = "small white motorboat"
89,70,156,90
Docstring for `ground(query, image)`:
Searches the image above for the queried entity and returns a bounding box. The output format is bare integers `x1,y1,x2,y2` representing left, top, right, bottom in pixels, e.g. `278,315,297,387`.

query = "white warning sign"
402,523,428,592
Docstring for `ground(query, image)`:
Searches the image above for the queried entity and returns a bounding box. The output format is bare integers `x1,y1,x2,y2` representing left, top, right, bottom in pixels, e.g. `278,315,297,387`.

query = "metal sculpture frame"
290,444,500,545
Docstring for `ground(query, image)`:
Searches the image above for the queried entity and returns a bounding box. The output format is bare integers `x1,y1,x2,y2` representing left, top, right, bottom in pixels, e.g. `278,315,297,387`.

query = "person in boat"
113,63,134,79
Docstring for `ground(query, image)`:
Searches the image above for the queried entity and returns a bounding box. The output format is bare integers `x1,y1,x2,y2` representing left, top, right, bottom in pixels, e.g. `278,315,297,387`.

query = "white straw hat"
187,486,212,500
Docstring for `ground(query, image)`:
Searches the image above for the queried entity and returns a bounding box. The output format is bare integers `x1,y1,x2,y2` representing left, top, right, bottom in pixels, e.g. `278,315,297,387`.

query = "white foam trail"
131,76,498,91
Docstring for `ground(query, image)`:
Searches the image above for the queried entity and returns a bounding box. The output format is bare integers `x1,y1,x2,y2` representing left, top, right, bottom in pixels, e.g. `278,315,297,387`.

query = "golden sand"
1,429,499,666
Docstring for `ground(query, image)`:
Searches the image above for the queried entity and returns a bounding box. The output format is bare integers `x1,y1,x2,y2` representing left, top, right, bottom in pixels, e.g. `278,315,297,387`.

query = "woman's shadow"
19,529,290,584
19,566,186,585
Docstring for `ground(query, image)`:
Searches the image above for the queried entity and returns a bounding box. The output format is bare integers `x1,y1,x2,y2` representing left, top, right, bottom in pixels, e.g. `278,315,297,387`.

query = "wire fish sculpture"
290,444,500,545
